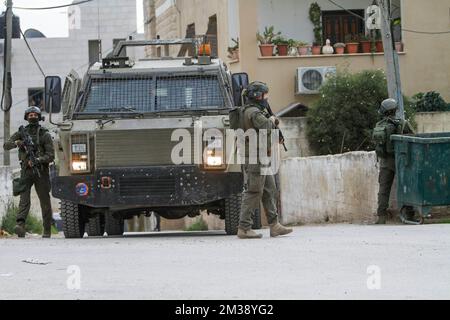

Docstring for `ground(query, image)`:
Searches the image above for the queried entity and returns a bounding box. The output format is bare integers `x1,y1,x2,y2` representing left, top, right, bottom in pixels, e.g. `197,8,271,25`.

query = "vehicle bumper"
51,165,243,208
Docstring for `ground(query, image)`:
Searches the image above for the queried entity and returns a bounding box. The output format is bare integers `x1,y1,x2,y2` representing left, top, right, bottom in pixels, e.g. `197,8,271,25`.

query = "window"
88,39,102,66
28,88,44,110
155,75,224,111
322,10,365,44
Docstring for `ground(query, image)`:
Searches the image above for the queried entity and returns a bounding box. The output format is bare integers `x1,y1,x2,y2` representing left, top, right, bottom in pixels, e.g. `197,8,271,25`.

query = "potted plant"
393,18,403,52
344,34,359,54
309,2,322,55
227,37,239,60
359,33,373,53
297,41,311,55
257,26,281,57
287,39,300,56
375,30,384,52
273,36,290,56
333,42,345,54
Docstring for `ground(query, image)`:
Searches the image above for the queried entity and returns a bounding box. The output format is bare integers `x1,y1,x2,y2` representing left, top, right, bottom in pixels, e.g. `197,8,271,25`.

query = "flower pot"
335,47,345,54
259,44,275,57
298,46,309,56
346,42,359,54
360,40,372,53
395,42,403,52
376,40,384,52
277,44,289,56
232,49,239,60
311,45,321,55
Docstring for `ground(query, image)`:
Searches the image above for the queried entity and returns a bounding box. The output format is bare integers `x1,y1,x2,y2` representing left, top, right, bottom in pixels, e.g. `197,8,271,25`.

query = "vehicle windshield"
76,74,226,114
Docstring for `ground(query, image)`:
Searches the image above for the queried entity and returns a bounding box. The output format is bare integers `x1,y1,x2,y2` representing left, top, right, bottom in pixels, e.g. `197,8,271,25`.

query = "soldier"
237,81,293,239
373,99,415,224
3,106,55,238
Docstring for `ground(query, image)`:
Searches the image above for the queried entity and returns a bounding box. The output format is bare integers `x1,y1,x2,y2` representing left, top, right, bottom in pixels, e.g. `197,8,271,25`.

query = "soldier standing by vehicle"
237,81,293,239
3,106,55,238
372,99,415,224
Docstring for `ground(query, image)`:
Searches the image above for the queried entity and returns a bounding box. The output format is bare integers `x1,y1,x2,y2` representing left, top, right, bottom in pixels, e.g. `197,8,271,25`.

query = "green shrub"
1,201,43,235
184,216,208,231
412,91,449,112
306,69,416,155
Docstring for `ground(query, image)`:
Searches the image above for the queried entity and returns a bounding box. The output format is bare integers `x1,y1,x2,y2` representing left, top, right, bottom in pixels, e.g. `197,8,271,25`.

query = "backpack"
372,118,402,158
229,106,244,130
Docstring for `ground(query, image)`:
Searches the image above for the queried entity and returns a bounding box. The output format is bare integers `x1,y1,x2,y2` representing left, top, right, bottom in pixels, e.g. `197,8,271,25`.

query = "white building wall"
0,0,145,166
258,0,374,44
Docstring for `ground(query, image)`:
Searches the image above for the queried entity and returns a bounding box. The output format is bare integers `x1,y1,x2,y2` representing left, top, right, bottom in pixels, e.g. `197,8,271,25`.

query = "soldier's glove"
269,116,279,126
15,140,24,148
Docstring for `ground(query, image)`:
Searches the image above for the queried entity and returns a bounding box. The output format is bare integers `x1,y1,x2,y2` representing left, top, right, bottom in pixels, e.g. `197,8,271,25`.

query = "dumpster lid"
391,132,450,144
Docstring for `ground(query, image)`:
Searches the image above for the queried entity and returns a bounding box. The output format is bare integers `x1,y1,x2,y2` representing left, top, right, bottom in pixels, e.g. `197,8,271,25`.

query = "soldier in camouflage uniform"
3,107,55,238
237,81,293,239
374,99,415,224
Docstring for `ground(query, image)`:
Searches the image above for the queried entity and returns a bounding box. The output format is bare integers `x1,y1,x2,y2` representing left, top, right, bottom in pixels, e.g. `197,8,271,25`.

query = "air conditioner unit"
295,66,336,95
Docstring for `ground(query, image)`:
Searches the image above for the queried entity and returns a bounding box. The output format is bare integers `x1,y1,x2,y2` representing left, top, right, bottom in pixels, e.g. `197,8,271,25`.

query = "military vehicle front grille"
95,129,193,167
119,176,176,198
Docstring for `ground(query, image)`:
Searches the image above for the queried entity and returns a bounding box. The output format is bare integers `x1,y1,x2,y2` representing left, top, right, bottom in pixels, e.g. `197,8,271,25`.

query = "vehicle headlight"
70,134,90,173
203,132,225,170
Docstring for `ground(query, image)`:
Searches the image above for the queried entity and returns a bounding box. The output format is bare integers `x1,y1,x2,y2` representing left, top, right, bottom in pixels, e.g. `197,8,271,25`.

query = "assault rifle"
265,103,288,152
18,126,42,178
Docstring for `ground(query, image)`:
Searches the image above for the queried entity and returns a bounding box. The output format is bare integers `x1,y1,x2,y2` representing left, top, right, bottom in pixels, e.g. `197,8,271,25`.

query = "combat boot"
14,221,26,238
375,215,387,225
270,222,293,237
237,228,263,239
42,223,52,238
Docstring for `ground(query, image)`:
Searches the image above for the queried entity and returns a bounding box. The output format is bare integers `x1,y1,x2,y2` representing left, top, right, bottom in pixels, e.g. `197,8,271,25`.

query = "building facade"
144,0,450,112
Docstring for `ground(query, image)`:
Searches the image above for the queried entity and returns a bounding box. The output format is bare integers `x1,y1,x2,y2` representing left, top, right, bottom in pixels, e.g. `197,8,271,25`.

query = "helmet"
24,106,42,121
245,81,269,100
379,98,398,115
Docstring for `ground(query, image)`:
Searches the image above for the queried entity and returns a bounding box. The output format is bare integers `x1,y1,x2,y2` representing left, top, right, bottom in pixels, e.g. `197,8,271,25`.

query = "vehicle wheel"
85,214,104,237
252,207,262,230
104,212,124,236
60,200,85,239
225,194,241,235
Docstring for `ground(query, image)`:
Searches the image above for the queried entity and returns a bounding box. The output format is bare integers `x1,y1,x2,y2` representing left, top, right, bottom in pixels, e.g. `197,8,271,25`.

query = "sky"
0,0,144,38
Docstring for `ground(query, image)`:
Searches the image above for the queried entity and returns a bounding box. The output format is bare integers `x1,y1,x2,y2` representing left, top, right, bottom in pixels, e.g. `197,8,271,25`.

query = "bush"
306,69,416,155
412,91,450,112
1,201,43,235
184,216,208,231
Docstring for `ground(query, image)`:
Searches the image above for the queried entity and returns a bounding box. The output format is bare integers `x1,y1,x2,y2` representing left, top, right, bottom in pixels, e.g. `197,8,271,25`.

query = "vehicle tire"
60,200,85,239
252,207,262,230
224,194,241,235
104,212,124,236
85,214,104,237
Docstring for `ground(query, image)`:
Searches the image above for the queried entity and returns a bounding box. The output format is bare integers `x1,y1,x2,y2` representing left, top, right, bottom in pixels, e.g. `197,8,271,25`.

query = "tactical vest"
372,118,406,158
18,125,48,165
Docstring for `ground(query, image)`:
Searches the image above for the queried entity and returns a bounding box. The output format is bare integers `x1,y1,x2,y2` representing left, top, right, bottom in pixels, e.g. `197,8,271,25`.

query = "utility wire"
20,28,46,77
13,0,93,10
327,0,450,34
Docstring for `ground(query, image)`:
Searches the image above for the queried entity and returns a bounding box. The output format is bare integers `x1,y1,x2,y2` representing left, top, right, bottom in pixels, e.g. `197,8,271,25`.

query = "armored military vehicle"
44,39,259,238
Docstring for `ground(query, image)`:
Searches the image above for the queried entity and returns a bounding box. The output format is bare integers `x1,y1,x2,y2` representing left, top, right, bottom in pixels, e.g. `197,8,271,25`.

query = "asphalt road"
1,224,450,300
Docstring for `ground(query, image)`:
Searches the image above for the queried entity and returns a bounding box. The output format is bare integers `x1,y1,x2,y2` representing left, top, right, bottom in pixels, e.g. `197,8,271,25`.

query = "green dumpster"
391,132,450,224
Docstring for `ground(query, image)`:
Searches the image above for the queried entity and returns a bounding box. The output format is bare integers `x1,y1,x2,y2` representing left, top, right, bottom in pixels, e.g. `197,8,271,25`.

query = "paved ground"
1,224,450,300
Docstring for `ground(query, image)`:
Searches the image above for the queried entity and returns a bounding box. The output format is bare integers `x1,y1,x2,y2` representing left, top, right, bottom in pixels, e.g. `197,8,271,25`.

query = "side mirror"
231,72,249,107
44,76,62,114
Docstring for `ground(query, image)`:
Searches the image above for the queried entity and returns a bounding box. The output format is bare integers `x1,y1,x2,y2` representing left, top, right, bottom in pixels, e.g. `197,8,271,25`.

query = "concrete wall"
279,117,312,158
279,151,379,225
415,112,450,134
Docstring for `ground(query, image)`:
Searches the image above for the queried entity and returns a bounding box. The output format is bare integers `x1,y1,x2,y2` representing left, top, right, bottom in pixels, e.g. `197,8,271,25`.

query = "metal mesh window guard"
79,74,225,113
83,76,153,113
155,75,224,111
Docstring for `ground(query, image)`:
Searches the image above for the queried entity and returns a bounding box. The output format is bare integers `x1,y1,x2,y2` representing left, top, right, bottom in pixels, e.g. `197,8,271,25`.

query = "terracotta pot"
376,40,384,52
277,44,289,56
395,42,403,52
346,42,359,54
298,46,309,55
360,41,372,53
311,45,321,55
259,44,275,56
335,47,345,54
